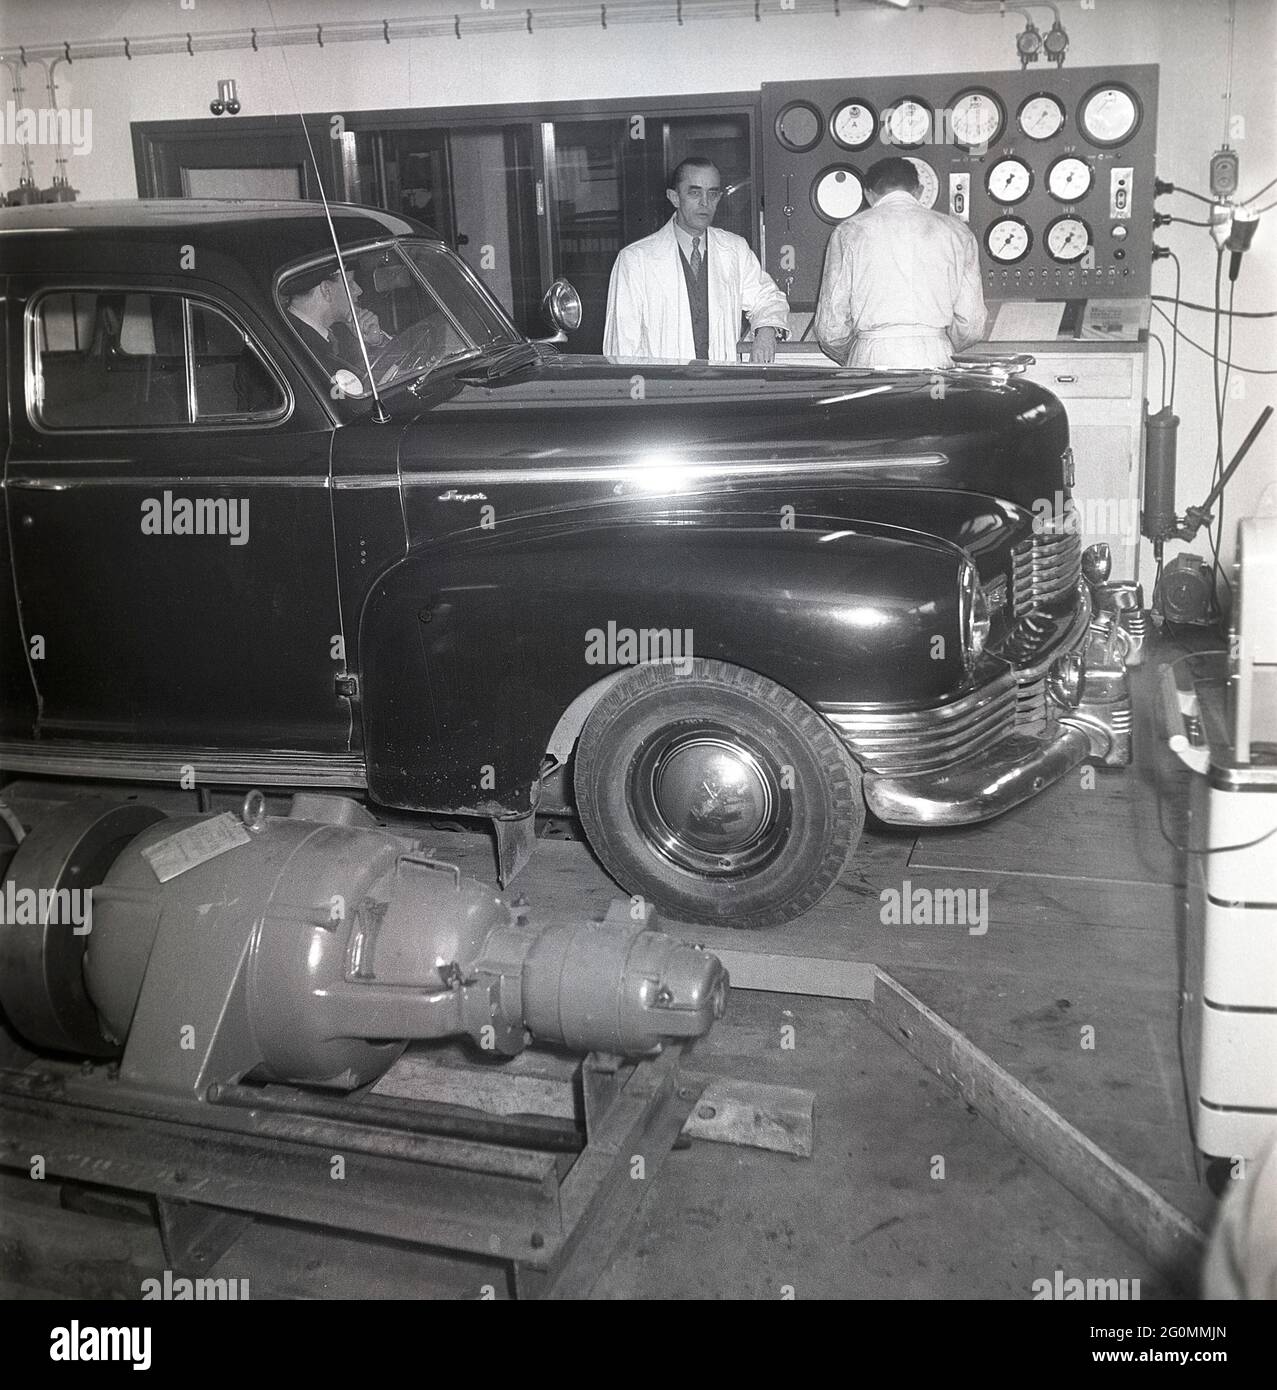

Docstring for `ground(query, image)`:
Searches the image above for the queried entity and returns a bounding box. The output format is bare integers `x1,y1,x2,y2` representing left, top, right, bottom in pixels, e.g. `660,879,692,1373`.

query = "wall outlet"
1210,147,1240,199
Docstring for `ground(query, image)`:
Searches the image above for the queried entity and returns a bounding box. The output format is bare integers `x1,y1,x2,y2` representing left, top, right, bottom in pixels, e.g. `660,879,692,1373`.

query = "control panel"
761,65,1158,309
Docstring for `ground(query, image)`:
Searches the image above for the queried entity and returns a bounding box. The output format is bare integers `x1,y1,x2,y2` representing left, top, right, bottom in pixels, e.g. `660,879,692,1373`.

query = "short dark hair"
864,157,921,196
668,157,720,191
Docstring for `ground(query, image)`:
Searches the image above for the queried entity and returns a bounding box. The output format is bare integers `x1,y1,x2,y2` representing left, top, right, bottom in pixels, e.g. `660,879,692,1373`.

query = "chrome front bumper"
822,576,1136,829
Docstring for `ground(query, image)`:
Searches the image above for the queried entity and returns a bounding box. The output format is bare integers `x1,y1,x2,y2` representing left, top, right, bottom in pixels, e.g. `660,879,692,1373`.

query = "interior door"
6,277,349,752
0,278,39,737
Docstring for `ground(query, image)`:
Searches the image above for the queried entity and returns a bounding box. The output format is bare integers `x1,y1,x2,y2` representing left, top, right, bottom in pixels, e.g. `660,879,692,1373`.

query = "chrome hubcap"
631,729,789,877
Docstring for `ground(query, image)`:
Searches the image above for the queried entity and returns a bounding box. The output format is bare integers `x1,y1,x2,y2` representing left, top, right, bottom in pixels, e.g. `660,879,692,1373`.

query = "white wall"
2,0,1274,588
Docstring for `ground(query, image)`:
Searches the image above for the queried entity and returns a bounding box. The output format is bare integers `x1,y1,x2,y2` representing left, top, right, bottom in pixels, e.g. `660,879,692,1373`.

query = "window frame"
25,285,294,436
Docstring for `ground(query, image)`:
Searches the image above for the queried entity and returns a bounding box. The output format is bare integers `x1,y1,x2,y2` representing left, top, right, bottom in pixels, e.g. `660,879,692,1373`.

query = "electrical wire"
1149,331,1168,412
1167,216,1212,228
1164,250,1182,411
1163,185,1217,206
1252,197,1277,217
1150,303,1277,375
1243,174,1277,204
1152,295,1277,318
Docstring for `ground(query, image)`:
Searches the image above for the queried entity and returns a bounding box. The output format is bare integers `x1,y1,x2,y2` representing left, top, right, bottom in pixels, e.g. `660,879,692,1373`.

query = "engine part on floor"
1090,579,1150,667
0,793,728,1096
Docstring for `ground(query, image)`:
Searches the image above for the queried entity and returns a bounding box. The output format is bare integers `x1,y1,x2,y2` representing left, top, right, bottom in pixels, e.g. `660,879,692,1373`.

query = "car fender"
358,510,968,813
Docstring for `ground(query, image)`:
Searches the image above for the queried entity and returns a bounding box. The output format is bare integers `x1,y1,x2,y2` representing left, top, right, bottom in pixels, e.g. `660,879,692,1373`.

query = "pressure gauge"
886,97,933,148
985,216,1032,264
1079,84,1141,146
1047,155,1093,202
775,101,823,153
986,157,1034,205
906,157,939,210
1046,215,1092,262
949,89,1005,151
812,165,864,223
1017,93,1066,141
830,100,877,151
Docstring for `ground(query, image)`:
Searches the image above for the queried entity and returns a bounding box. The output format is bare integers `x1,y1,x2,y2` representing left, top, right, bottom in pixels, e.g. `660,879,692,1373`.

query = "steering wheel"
369,318,444,384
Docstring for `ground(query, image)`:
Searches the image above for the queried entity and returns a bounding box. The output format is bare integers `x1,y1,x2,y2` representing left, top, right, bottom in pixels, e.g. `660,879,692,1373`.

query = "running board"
0,740,367,789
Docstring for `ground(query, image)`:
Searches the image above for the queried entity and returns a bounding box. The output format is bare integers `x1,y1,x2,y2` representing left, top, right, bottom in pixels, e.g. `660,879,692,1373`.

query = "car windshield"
277,238,521,400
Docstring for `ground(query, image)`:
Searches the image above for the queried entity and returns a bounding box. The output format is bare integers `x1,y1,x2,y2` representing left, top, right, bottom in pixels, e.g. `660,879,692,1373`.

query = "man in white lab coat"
603,158,790,364
815,156,987,370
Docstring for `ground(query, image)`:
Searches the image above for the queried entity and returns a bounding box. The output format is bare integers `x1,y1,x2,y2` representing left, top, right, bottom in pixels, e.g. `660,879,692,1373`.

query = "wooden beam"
866,968,1207,1292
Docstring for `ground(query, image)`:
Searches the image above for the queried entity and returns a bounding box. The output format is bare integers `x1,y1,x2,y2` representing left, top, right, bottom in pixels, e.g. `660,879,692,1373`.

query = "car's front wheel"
573,659,864,929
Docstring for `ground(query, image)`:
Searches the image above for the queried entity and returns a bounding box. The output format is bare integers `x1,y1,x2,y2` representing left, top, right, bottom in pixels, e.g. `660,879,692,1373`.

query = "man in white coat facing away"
815,155,987,370
603,158,790,364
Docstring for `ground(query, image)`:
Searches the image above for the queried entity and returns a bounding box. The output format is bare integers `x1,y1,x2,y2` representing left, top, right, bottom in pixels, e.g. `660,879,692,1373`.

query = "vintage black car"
0,200,1131,929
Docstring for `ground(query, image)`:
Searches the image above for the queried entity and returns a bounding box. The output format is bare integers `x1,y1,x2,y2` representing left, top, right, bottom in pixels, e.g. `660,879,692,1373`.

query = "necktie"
690,237,702,281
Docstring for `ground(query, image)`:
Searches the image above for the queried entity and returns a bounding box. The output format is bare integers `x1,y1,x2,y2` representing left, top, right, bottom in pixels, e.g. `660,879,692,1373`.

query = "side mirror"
535,279,582,344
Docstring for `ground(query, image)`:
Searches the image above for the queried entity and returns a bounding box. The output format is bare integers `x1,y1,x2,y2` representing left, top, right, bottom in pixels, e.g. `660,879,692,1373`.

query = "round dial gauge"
1018,93,1066,141
986,156,1033,205
1046,215,1093,262
886,97,933,148
949,89,1005,151
985,217,1032,264
1047,155,1093,202
1079,84,1141,146
812,166,864,223
830,100,877,150
906,157,939,209
775,101,823,153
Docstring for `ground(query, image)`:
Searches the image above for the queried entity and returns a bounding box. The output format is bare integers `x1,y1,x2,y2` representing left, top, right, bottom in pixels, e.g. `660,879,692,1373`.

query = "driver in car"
283,264,391,379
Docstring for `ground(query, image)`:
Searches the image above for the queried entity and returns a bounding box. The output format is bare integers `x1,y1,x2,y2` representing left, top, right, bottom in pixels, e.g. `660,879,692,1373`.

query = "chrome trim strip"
9,476,331,490
0,741,366,788
396,455,948,488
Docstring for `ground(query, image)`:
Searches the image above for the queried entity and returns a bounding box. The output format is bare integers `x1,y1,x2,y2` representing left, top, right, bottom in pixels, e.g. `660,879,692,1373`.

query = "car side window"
32,290,287,430
189,301,287,420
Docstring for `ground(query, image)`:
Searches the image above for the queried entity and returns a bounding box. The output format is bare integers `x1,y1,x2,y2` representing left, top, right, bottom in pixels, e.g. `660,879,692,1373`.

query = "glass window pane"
34,291,189,429
190,302,287,420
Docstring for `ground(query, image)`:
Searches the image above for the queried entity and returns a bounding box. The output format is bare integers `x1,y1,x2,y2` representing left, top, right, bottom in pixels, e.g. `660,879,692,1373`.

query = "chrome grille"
1015,675,1049,736
1012,530,1082,618
823,675,1017,776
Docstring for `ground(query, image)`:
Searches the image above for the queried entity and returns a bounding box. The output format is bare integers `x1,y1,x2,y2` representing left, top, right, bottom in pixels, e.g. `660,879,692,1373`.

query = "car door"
6,274,349,755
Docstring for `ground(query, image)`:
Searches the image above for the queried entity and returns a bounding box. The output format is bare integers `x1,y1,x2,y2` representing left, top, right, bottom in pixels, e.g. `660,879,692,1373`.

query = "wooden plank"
687,944,876,999
866,968,1207,1291
680,1075,814,1156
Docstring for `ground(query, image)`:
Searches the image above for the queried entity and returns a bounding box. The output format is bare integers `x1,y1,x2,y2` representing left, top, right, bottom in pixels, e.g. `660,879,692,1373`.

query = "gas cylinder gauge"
906,157,939,209
830,99,877,151
949,89,1005,151
1079,84,1141,146
1018,93,1066,141
886,97,933,148
1047,155,1093,202
1046,214,1093,262
987,157,1033,205
985,216,1032,264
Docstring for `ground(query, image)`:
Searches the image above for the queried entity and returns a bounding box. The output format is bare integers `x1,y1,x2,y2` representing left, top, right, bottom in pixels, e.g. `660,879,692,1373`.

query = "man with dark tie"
603,158,790,364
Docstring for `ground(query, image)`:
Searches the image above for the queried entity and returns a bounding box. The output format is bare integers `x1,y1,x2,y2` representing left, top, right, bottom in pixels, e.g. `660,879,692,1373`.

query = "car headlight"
960,558,991,668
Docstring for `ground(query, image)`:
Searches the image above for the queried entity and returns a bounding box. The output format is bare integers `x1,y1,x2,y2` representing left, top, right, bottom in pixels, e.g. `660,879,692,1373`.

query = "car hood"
392,353,1071,513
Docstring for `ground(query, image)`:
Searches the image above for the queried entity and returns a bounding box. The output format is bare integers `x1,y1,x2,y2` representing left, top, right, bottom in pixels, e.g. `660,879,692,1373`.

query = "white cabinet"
1018,348,1147,582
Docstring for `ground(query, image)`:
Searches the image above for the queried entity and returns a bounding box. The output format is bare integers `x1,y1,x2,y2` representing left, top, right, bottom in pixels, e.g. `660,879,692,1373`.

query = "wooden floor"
0,633,1221,1297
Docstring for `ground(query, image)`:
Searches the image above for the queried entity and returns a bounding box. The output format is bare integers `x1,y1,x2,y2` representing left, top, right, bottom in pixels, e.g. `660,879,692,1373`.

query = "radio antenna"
264,0,390,424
